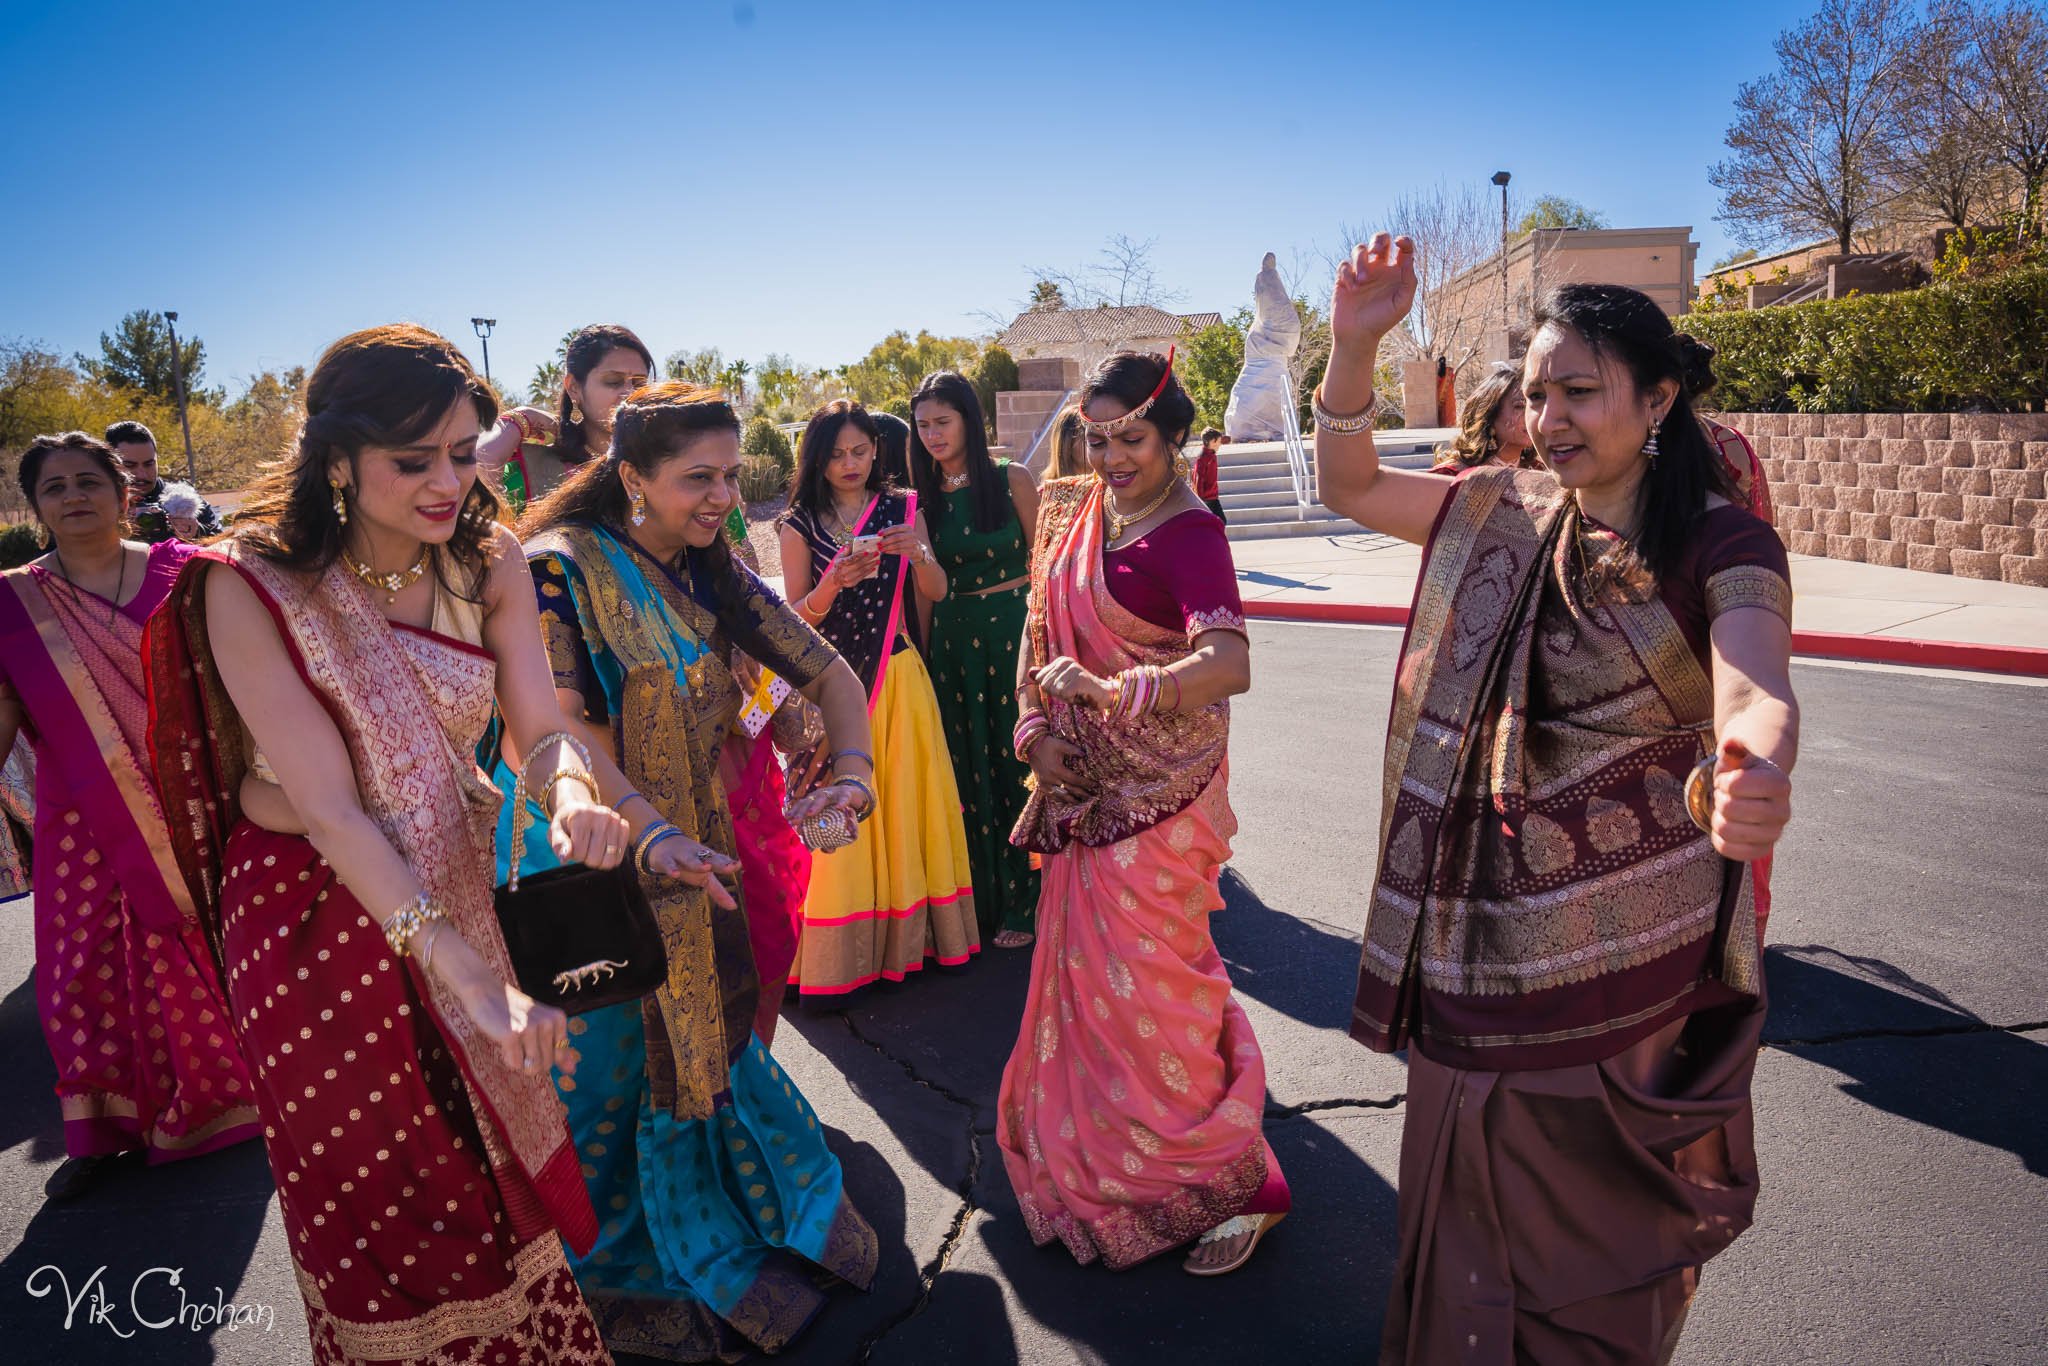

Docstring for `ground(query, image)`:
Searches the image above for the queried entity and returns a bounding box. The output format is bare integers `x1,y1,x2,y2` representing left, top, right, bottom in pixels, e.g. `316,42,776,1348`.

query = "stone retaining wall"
1725,412,2048,587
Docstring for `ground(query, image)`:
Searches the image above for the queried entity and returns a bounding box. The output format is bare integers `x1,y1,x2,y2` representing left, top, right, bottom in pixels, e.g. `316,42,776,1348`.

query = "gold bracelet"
1312,385,1379,435
522,729,594,805
544,769,599,814
383,892,448,957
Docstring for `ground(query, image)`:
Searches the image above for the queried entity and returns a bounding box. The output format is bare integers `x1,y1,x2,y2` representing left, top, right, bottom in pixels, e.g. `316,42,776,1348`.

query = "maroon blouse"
1101,508,1246,639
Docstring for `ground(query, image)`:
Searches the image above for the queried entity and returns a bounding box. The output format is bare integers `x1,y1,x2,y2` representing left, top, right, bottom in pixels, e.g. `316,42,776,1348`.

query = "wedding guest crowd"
2,235,1795,1363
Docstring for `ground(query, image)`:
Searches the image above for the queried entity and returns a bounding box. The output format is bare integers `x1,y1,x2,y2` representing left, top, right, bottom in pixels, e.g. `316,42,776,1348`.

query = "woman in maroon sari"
1316,240,1798,1364
0,433,261,1201
146,325,686,1364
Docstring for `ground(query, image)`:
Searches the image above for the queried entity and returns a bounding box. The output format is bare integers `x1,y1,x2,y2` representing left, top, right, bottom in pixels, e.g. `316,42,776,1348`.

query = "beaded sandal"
1182,1210,1285,1276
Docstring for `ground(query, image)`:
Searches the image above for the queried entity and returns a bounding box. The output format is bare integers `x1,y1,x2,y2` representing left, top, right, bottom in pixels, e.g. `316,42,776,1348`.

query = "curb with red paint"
1243,600,2048,677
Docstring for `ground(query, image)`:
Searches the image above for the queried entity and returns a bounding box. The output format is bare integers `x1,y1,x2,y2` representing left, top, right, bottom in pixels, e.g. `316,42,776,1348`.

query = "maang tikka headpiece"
1077,347,1177,438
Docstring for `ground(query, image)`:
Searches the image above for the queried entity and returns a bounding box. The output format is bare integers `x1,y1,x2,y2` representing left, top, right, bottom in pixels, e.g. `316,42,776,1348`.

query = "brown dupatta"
1010,478,1229,853
146,544,595,1253
1352,468,1759,1072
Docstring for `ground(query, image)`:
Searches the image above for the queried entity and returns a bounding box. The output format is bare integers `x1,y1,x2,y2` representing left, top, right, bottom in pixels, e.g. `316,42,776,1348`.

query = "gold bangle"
1312,385,1379,434
544,769,599,814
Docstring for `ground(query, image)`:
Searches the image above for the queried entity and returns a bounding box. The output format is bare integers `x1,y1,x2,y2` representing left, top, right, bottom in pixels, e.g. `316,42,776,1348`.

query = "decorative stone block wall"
1724,412,2048,587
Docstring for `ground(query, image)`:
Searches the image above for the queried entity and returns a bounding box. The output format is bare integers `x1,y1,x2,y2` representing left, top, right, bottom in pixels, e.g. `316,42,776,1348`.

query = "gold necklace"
1104,472,1181,543
343,545,430,604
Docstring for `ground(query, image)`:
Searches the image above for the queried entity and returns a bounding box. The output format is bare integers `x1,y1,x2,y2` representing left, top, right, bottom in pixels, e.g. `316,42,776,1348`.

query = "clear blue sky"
1,0,1807,399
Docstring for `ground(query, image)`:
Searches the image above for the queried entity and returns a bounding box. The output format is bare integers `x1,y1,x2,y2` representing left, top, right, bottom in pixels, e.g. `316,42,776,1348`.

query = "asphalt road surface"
1,621,2042,1364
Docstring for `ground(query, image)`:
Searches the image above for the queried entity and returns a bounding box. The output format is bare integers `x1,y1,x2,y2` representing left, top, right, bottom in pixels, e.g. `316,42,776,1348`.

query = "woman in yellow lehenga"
779,400,979,999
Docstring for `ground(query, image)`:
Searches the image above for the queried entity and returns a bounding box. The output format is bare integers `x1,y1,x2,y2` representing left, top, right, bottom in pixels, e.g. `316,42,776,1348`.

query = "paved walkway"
1230,531,2048,652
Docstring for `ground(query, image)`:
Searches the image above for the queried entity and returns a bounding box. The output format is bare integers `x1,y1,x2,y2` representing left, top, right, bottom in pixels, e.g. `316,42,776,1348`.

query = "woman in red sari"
1317,239,1798,1364
147,325,690,1364
1000,351,1289,1278
0,432,261,1201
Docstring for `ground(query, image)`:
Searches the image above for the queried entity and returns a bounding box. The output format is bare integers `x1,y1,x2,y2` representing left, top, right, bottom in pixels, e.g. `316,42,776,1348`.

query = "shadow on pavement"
1764,945,2047,1175
0,965,279,1364
1211,868,1366,1032
0,1135,276,1363
1237,570,1331,592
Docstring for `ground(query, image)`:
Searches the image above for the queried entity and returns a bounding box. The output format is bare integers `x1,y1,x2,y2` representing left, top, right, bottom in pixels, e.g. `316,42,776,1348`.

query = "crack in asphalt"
1267,1094,1406,1118
838,1013,984,1365
1766,1017,2048,1049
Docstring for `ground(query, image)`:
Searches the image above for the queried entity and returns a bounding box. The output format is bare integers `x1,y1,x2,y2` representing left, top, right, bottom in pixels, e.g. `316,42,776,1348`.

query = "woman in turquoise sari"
496,381,883,1360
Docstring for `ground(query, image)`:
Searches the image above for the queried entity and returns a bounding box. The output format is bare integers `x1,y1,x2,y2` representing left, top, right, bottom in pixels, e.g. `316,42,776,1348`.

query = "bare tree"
1887,5,2000,229
1337,180,1500,372
1025,234,1187,312
1710,0,1920,253
1948,0,2048,241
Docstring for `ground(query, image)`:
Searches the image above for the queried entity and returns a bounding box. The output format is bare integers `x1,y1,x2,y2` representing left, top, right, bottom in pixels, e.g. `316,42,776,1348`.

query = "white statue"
1223,252,1301,441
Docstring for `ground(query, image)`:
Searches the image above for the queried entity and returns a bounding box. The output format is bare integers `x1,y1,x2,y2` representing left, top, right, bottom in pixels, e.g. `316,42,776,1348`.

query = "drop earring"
569,398,586,426
1642,418,1661,463
629,490,647,527
330,477,349,525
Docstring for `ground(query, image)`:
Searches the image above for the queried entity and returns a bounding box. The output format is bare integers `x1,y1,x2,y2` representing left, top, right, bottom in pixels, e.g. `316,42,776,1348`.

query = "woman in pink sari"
0,432,260,1202
1000,351,1289,1278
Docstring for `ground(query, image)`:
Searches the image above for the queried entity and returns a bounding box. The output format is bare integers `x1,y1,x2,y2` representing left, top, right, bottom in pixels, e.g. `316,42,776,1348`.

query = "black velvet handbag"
493,786,666,1016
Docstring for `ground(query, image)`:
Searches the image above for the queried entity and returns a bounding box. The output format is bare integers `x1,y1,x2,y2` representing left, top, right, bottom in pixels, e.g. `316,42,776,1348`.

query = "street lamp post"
1490,171,1512,355
471,318,497,386
163,310,197,483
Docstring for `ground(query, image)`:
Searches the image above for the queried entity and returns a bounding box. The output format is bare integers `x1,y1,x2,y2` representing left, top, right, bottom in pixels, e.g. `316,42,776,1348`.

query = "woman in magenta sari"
0,432,260,1202
1317,240,1798,1363
146,325,682,1364
999,351,1289,1278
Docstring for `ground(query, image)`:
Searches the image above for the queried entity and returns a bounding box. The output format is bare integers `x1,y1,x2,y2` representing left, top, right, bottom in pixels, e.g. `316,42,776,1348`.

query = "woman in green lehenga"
908,371,1042,947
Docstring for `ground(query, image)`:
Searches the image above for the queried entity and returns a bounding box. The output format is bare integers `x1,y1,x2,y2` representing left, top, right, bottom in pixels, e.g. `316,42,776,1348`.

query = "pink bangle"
1012,712,1050,762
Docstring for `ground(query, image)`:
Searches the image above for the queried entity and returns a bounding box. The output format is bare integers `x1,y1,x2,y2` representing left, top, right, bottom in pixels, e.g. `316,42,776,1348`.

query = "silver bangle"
1312,385,1379,435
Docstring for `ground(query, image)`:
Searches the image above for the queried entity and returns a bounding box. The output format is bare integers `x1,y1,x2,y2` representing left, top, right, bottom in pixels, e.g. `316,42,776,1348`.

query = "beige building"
1392,226,1697,427
997,305,1223,378
1436,226,1701,366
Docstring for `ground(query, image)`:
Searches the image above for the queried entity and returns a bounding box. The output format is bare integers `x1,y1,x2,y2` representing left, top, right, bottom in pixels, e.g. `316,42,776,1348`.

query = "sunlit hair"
235,324,500,596
1078,350,1196,452
519,380,742,578
18,432,127,532
908,370,1006,533
871,409,912,486
1528,284,1734,583
787,399,889,518
1045,405,1088,480
1437,361,1535,471
557,324,655,464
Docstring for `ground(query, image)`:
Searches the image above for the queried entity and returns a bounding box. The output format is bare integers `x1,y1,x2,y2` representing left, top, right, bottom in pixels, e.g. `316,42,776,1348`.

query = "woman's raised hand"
1330,234,1419,352
645,834,740,910
549,797,631,868
1032,656,1115,711
876,523,923,559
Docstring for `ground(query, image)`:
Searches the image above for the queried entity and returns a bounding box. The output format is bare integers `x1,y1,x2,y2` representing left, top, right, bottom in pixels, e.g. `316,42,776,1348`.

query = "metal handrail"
1278,368,1314,514
1019,388,1076,474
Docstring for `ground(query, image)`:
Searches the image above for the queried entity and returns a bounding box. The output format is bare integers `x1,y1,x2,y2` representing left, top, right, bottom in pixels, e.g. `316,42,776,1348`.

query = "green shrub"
1678,265,2048,412
740,415,794,473
738,453,789,504
0,522,42,569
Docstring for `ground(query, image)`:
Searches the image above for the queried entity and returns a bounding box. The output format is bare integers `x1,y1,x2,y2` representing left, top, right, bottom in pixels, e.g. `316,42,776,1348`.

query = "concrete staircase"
1215,431,1449,540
